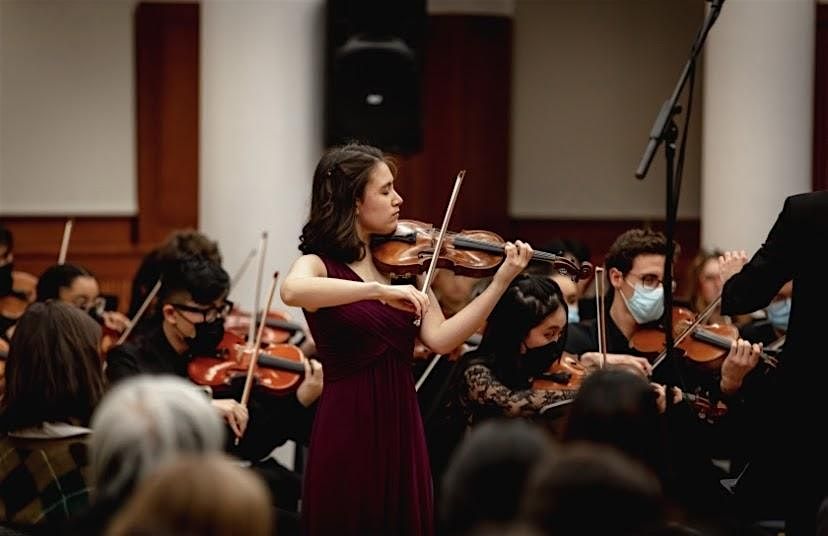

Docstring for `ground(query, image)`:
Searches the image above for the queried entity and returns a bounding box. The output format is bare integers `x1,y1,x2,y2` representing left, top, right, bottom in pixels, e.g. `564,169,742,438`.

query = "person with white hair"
70,375,225,535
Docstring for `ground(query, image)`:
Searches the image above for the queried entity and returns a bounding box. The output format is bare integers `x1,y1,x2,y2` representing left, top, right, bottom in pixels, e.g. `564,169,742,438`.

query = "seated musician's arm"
105,343,141,385
463,364,572,418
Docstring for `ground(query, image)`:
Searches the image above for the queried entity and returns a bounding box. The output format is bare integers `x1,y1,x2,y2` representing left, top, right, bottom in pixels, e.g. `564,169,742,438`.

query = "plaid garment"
0,434,92,526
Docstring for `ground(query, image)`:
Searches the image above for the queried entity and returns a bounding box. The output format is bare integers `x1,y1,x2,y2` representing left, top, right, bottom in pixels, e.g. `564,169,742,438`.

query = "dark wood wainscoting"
0,3,199,312
2,217,148,311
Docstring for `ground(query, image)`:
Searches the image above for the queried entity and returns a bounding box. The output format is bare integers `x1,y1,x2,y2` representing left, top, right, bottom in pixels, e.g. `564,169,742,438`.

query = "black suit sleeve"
721,196,795,315
105,343,142,385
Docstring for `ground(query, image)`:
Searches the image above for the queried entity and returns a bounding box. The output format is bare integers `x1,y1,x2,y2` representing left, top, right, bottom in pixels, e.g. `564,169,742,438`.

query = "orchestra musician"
565,228,761,399
36,263,131,339
107,253,322,526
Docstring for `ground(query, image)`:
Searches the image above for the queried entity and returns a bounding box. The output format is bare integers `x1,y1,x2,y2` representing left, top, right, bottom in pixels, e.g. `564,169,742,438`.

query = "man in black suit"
720,191,828,536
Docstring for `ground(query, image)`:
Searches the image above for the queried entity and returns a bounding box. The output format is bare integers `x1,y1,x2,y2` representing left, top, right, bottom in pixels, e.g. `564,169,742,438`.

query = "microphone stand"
635,0,725,383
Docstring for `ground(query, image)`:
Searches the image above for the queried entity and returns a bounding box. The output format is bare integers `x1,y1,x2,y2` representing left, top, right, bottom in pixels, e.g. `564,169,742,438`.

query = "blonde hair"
106,453,273,536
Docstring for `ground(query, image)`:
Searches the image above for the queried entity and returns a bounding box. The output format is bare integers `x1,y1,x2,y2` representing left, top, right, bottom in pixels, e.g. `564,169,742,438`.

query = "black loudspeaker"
325,0,425,154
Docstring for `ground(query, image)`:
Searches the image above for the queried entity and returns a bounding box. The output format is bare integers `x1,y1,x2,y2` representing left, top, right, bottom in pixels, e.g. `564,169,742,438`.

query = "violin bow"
651,296,720,371
115,279,162,345
594,267,608,369
767,334,786,353
248,232,269,346
235,271,281,445
418,170,466,299
240,271,280,408
414,170,464,393
57,218,74,265
229,246,258,293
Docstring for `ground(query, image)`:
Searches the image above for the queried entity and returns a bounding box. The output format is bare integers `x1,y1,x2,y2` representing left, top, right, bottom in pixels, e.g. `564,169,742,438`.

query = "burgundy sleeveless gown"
301,257,434,535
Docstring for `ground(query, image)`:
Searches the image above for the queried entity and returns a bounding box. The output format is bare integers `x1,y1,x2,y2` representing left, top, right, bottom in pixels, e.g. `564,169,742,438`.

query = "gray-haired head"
89,375,225,504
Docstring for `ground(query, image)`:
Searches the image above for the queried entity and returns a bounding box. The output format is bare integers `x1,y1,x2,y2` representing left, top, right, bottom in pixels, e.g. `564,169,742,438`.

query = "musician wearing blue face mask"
738,281,792,350
766,295,790,332
565,229,765,526
549,273,581,324
565,229,761,397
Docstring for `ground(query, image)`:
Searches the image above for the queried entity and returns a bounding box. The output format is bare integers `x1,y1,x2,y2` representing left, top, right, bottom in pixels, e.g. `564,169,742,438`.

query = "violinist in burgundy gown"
281,143,533,535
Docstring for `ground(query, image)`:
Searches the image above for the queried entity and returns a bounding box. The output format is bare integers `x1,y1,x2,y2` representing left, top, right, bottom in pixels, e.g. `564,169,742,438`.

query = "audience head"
89,376,225,506
441,419,554,535
563,367,664,473
1,301,104,431
521,442,664,536
105,453,272,536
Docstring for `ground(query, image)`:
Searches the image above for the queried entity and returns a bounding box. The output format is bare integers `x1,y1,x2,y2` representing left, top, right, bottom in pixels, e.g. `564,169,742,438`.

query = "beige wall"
0,0,137,216
510,0,704,220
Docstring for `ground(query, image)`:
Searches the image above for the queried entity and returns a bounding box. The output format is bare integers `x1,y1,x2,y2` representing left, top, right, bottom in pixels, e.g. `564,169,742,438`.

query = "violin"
92,307,131,355
187,331,305,397
532,353,586,391
533,268,606,394
224,307,305,346
630,306,778,372
372,219,593,281
682,392,728,424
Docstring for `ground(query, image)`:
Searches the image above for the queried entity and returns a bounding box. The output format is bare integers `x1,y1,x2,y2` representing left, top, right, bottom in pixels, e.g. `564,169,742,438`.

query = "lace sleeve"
463,364,575,418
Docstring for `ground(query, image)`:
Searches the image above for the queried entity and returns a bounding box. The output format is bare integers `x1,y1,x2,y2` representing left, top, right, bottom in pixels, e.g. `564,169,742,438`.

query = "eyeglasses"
81,296,107,316
626,272,677,291
171,300,233,323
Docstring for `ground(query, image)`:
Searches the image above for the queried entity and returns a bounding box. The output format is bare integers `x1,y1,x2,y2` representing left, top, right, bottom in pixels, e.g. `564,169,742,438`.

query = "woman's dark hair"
36,263,93,302
158,255,230,306
521,443,664,536
299,143,395,263
468,274,567,389
1,301,104,431
563,367,665,474
441,419,554,535
605,228,678,275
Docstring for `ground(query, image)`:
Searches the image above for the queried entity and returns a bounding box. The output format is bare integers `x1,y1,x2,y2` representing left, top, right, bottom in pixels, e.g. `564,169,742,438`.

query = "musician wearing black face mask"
421,275,572,498
106,255,320,525
106,258,249,432
454,275,573,427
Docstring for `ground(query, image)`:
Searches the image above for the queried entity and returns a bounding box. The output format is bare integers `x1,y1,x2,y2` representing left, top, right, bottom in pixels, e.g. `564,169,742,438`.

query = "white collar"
9,421,92,439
